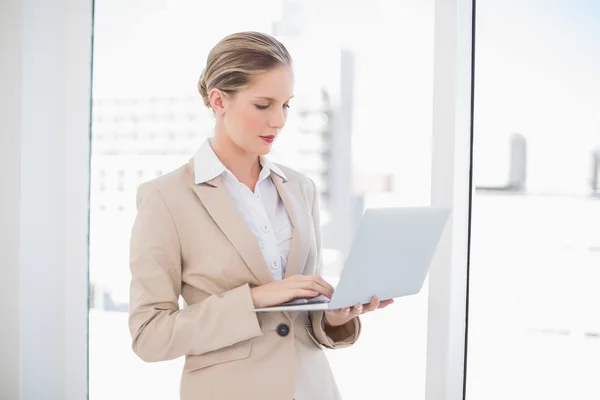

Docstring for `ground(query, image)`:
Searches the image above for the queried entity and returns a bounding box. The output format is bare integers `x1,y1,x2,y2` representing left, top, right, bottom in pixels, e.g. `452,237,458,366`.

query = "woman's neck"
210,132,261,190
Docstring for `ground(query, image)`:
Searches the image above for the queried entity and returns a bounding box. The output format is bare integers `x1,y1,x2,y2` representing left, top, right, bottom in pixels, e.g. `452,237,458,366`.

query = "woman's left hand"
324,296,394,327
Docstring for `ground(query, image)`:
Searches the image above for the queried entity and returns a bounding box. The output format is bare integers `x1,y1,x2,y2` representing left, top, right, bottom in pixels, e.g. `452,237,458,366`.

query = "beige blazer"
128,159,361,400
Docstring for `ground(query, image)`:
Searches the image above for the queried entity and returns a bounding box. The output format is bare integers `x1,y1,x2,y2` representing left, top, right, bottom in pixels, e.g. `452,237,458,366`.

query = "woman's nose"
269,110,286,129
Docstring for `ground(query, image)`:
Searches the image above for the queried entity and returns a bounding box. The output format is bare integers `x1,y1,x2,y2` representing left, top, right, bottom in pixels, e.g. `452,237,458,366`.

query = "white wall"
0,1,24,398
0,0,92,399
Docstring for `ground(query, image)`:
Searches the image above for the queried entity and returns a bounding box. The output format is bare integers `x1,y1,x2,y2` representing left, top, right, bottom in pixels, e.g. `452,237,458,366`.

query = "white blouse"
193,138,293,280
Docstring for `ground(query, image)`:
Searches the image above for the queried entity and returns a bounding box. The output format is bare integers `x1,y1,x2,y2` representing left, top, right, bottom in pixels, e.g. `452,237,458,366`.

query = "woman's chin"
256,141,274,155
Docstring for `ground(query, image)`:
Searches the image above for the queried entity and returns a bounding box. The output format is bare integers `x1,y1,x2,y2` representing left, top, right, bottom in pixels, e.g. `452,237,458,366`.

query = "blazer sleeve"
307,179,361,349
128,183,263,363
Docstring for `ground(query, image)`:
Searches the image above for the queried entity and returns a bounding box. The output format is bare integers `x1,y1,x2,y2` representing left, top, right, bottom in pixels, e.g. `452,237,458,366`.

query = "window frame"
20,0,475,398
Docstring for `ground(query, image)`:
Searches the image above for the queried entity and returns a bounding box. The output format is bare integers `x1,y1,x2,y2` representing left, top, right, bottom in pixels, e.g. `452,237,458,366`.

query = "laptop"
253,206,450,312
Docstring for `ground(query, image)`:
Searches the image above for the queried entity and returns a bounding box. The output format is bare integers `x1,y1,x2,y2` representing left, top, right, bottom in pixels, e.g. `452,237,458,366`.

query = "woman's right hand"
250,275,335,309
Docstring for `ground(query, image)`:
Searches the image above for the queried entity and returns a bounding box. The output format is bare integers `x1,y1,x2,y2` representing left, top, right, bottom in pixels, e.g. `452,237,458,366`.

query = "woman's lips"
260,135,275,143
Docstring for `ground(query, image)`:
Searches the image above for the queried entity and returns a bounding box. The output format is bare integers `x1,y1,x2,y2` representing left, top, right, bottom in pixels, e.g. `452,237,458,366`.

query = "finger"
378,299,394,308
302,279,334,299
351,303,363,315
338,307,351,315
305,276,334,298
364,296,380,312
293,289,320,299
292,276,335,298
313,276,335,295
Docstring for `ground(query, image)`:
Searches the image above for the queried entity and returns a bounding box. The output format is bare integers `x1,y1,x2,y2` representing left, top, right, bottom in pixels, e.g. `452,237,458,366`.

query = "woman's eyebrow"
251,95,295,101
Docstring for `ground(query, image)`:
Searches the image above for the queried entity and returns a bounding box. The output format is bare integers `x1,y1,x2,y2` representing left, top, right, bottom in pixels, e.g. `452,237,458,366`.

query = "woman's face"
220,65,294,156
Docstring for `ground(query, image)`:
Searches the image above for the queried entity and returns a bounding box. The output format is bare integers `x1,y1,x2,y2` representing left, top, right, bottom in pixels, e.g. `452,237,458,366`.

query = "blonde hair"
197,31,292,109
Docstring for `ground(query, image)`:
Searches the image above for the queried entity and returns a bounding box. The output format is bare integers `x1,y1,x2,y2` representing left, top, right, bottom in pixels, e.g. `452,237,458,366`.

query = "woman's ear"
208,88,226,116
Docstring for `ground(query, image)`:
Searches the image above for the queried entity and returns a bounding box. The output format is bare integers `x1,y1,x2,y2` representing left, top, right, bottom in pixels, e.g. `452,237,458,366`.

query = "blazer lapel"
271,173,311,279
190,175,274,286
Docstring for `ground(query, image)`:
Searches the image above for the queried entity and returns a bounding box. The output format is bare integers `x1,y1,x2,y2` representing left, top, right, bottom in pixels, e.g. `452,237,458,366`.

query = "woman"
128,31,393,400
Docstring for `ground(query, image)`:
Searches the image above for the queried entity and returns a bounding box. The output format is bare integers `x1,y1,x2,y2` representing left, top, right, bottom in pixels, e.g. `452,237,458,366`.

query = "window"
89,1,438,398
466,1,600,399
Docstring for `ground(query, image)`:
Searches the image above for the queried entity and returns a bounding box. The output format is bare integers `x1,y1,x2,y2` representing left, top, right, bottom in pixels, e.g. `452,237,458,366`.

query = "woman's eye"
283,104,291,109
255,104,269,110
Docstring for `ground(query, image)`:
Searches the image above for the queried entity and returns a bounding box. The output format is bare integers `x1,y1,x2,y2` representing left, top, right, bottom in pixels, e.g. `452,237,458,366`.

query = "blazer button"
277,323,290,337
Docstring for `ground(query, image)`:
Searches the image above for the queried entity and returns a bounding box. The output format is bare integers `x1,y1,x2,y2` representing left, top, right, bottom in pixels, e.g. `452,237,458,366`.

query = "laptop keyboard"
281,295,331,306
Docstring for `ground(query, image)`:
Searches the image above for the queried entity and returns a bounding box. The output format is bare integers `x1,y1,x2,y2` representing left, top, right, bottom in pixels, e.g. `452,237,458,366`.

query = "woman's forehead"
244,67,294,100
